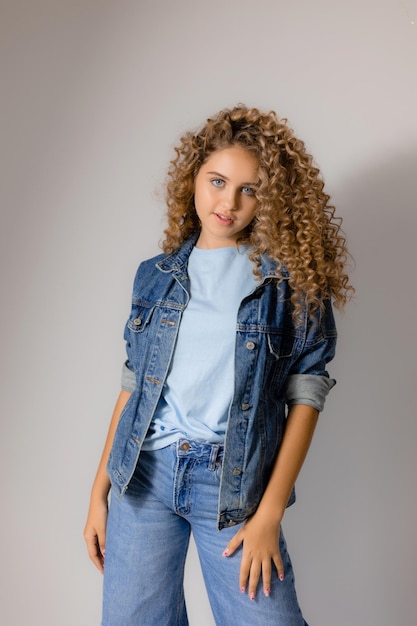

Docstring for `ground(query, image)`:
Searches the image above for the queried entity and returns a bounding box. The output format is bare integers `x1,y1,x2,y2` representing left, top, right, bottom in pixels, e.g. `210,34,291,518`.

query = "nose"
222,188,238,211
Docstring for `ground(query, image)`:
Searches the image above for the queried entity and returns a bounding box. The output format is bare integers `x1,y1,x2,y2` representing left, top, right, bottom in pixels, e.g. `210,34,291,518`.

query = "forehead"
200,146,258,175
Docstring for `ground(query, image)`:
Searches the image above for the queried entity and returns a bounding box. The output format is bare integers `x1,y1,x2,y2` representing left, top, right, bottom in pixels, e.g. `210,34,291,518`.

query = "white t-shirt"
142,245,258,450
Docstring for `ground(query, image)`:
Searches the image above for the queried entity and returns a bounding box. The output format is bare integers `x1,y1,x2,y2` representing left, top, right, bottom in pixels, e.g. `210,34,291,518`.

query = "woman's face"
193,146,259,249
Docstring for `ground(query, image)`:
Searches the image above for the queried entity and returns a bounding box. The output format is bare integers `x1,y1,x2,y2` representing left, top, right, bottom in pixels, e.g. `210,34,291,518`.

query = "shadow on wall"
337,144,416,361
331,144,417,495
328,144,417,623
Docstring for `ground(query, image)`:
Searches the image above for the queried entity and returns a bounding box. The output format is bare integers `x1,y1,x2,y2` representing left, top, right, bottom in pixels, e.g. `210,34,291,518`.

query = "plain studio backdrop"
1,1,416,624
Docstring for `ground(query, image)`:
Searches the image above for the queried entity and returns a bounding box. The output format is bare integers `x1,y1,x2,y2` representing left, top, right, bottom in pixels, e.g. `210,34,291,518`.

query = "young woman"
84,105,352,625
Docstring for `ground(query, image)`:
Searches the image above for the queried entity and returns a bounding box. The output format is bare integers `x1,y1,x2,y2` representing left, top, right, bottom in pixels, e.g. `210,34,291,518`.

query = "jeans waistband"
175,438,224,469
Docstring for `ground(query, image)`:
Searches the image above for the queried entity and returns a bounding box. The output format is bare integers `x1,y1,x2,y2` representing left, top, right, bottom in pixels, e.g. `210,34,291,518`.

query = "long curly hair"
162,104,353,322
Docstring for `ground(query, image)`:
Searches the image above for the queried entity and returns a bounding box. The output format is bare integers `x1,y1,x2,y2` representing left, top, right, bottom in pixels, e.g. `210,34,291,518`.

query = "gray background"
1,1,416,624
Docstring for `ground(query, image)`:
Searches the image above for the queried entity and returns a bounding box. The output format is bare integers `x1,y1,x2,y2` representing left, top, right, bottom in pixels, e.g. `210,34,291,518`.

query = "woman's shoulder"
136,236,197,275
137,251,167,270
129,252,171,299
259,252,290,281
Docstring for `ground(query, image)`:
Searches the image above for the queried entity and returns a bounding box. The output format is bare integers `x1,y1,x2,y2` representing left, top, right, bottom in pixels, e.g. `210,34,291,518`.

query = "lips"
214,212,235,224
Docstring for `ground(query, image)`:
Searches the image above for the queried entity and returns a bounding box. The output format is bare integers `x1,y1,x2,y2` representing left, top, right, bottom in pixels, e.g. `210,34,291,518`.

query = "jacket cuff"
284,374,336,412
121,360,136,392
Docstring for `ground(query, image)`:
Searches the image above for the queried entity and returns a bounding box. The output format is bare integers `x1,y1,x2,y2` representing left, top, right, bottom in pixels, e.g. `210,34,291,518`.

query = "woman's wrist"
254,495,285,526
90,477,111,502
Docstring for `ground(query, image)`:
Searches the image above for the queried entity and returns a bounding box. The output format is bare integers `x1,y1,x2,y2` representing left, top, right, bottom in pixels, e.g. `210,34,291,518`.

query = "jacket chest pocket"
127,303,155,333
125,303,180,373
267,333,298,388
267,333,296,359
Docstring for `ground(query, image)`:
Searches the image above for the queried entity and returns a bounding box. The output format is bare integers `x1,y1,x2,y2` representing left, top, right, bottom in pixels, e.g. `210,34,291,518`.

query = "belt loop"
208,444,221,471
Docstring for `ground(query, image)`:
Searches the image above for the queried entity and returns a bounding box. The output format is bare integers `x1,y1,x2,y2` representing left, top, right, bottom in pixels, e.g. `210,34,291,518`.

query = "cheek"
246,201,258,222
193,189,208,218
195,186,214,208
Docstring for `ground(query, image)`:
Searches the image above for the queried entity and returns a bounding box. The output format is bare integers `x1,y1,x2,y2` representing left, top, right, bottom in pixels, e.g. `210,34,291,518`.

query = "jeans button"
246,341,256,350
180,441,191,451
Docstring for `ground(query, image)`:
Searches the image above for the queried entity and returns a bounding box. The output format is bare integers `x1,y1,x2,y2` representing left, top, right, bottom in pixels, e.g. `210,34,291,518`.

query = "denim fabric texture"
107,234,337,530
103,441,308,626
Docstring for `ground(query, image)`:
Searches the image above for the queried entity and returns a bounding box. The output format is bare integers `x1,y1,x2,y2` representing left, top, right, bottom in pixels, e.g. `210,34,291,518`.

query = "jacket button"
133,317,142,326
232,467,242,475
180,441,191,451
246,341,256,350
241,403,250,411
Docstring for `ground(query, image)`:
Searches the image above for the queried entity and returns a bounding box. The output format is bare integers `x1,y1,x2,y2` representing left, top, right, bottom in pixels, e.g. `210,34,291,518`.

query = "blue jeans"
102,440,308,626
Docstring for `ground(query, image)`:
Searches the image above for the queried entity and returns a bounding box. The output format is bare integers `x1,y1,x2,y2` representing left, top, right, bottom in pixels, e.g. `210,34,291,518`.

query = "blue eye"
242,186,255,196
211,178,224,187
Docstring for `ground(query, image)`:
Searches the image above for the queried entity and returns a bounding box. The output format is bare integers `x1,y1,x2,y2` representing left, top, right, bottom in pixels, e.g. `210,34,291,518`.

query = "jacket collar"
156,233,199,273
259,254,289,280
156,232,289,281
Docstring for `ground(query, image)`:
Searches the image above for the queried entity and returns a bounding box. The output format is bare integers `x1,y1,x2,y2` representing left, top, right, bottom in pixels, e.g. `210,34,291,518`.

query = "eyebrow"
206,170,257,186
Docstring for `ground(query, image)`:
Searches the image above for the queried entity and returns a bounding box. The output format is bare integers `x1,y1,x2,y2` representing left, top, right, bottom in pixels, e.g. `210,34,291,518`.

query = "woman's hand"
83,390,131,573
223,404,319,599
84,496,109,574
222,508,283,600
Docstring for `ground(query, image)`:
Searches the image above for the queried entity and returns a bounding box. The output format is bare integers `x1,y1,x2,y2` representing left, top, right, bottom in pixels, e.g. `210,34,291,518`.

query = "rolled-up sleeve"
284,374,335,412
284,299,337,412
121,360,136,392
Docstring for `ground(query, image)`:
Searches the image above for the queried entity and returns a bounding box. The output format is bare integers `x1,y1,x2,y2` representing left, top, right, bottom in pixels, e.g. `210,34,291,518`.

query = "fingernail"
240,586,246,593
222,549,230,557
279,574,284,581
250,592,255,601
264,588,270,597
102,549,106,558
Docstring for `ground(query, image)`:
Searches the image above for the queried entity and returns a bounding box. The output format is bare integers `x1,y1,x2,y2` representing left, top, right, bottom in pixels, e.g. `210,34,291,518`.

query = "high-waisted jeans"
102,439,308,626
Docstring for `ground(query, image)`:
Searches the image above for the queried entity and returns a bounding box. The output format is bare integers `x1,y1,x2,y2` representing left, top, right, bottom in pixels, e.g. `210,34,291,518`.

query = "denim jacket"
107,235,337,530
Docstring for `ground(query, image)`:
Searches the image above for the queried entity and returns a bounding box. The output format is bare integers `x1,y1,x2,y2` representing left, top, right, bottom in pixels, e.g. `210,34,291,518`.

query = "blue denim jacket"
107,235,337,530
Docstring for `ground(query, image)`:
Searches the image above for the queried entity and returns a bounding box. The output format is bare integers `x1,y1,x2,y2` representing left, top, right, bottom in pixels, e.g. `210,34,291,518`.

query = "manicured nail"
240,586,246,593
264,588,270,597
222,548,230,557
102,549,106,558
279,574,284,581
250,592,255,601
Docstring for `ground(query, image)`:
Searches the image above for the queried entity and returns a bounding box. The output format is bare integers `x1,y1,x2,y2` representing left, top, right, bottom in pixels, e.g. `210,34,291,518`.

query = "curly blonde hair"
162,104,353,322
